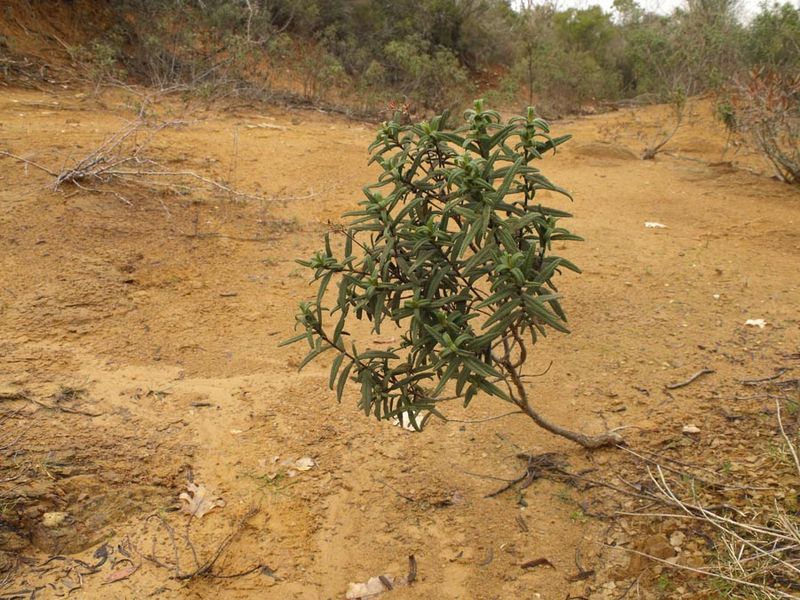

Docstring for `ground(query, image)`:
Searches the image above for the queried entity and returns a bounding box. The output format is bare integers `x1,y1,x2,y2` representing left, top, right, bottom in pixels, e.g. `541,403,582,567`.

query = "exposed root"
137,506,269,581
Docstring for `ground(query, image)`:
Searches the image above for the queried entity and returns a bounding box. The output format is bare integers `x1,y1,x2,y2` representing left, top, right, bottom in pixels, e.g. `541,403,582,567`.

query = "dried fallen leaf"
282,456,317,477
346,557,417,599
104,562,138,585
346,575,402,599
179,482,225,519
293,456,316,471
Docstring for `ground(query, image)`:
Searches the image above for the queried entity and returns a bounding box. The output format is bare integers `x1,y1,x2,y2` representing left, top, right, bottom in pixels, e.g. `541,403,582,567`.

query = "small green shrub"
284,100,621,448
69,40,124,84
383,36,472,111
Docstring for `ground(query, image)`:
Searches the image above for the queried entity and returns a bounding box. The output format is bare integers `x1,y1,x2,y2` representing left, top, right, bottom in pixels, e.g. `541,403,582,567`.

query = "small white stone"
745,318,767,328
42,512,68,528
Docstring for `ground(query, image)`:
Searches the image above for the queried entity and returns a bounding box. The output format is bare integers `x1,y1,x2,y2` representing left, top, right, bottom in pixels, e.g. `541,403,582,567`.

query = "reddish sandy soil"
0,78,798,600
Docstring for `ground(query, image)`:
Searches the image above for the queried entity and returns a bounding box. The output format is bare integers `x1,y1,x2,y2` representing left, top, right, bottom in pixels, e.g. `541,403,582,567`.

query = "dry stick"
0,421,34,452
741,367,792,386
641,112,683,160
665,368,714,390
549,466,653,503
616,445,769,492
647,466,800,578
605,544,798,600
485,471,533,499
108,169,270,202
374,477,416,503
617,445,721,478
4,120,278,206
612,574,642,600
0,151,58,176
207,564,271,579
498,440,800,596
27,397,103,418
144,514,180,577
647,467,781,536
142,508,261,580
184,513,201,572
484,454,565,499
174,507,260,580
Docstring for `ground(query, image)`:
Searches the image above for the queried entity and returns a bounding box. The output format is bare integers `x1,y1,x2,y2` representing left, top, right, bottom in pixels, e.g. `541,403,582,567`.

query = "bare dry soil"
0,88,798,599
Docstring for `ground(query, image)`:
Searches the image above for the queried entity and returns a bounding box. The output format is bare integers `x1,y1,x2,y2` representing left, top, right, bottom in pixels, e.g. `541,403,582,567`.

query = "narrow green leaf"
329,353,345,390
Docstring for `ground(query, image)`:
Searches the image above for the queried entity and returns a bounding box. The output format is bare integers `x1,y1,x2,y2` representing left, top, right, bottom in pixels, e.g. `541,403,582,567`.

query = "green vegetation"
61,0,793,119
60,1,799,178
283,100,622,448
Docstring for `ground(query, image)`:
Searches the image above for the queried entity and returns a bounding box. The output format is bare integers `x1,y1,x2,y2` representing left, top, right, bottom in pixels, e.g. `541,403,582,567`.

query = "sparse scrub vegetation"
732,69,800,184
2,1,800,598
37,0,794,177
24,0,793,123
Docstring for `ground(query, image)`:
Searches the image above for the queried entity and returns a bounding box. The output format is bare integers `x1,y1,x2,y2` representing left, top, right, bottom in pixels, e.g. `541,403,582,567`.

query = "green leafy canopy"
282,100,580,430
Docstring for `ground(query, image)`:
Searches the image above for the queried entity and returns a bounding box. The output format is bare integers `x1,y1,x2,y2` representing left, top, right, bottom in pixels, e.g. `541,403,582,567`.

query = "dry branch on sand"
619,466,800,599
608,397,800,599
478,387,800,598
136,506,269,581
0,116,284,209
0,396,36,584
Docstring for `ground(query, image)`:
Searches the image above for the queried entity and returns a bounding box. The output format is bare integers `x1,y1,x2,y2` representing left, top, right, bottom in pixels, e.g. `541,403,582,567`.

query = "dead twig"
665,368,714,390
444,410,524,424
0,151,58,177
139,507,262,580
374,477,416,503
28,398,103,418
606,544,798,600
620,465,800,598
641,94,686,160
2,117,299,208
741,368,792,386
484,453,564,498
175,507,260,580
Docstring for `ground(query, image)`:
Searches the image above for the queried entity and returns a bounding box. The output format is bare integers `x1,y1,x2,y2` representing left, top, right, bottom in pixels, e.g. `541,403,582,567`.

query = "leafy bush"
68,40,124,85
512,44,615,115
284,101,622,448
383,36,472,111
733,69,800,184
52,0,797,117
298,41,348,103
509,4,621,114
746,2,800,71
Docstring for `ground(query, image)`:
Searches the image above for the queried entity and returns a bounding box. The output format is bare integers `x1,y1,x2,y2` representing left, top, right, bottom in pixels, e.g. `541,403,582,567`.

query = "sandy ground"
0,88,798,599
